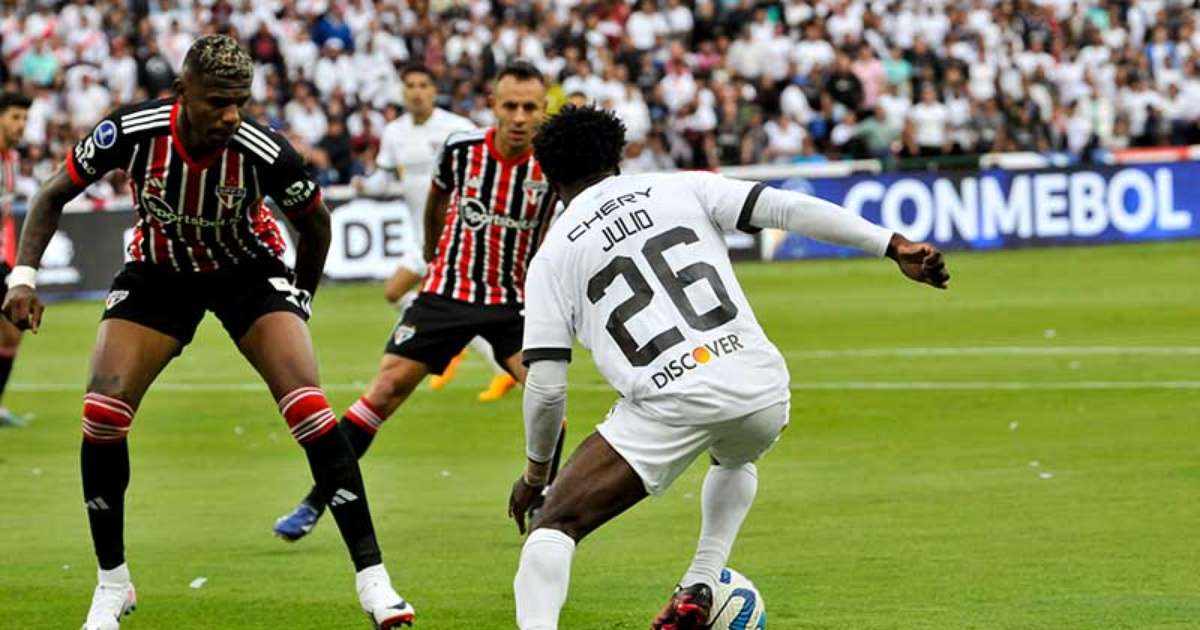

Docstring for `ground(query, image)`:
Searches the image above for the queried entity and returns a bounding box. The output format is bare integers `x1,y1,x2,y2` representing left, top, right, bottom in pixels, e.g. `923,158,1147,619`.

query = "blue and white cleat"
81,578,136,630
357,565,415,629
273,502,321,541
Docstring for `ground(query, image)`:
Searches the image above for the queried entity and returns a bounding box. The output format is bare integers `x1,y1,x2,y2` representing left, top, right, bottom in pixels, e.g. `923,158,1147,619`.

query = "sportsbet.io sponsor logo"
459,197,541,231
650,333,745,390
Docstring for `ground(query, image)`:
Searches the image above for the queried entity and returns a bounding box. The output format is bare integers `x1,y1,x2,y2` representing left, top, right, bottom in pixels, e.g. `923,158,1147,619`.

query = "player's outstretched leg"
654,402,786,630
473,337,517,402
276,354,428,541
81,320,180,629
0,319,26,427
514,432,648,630
240,312,414,627
651,463,757,630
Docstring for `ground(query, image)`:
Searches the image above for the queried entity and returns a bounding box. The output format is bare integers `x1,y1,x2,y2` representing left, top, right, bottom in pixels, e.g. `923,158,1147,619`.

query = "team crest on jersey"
105,290,129,310
215,185,246,209
93,120,118,149
393,324,416,345
523,179,549,202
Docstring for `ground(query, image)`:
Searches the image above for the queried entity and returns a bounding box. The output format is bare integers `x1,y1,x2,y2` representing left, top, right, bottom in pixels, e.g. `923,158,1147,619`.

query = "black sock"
81,439,130,570
303,427,382,571
303,417,378,511
0,353,14,402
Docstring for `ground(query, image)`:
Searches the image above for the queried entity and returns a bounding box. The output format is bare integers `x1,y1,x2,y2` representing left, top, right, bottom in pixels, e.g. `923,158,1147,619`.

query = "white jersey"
523,172,790,426
376,108,476,227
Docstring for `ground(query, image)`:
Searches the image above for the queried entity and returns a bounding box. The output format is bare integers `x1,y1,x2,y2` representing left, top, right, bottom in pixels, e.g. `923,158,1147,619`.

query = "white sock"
468,336,508,375
355,563,390,595
514,528,576,630
98,563,130,585
680,463,758,593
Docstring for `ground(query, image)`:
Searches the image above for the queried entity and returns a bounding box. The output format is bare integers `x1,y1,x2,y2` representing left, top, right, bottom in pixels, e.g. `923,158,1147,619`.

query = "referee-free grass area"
1,240,1197,629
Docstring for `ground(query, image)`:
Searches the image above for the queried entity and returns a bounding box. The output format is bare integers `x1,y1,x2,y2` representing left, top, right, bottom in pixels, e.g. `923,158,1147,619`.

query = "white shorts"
597,399,790,496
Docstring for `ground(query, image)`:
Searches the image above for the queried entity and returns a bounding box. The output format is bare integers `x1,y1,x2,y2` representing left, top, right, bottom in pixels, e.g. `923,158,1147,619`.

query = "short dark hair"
182,34,253,83
533,105,626,189
0,91,31,114
400,63,434,82
495,60,545,85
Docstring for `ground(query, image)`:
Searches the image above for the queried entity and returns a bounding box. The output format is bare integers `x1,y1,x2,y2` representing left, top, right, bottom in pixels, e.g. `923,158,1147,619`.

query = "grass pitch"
1,241,1197,629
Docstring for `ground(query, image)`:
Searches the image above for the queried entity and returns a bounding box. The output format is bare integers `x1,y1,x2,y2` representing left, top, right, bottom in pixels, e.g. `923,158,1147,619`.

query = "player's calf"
278,385,383,570
81,393,137,570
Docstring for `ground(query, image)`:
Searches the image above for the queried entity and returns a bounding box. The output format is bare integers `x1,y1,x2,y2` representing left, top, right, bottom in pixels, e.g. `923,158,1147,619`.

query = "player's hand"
886,234,949,289
1,285,46,332
508,474,546,536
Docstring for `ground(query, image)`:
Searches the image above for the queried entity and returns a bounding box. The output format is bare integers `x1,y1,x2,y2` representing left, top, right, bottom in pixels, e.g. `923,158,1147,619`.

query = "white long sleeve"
523,359,568,463
750,186,894,257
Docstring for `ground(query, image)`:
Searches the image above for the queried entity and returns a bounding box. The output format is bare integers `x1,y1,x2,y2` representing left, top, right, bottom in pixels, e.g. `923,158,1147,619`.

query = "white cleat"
357,565,415,629
81,581,137,630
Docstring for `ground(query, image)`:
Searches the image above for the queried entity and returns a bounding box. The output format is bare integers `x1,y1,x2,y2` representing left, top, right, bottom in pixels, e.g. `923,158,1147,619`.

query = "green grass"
1,240,1198,629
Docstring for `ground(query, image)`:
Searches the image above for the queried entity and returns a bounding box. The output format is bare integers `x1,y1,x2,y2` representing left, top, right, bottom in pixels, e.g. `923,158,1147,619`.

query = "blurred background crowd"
2,0,1200,204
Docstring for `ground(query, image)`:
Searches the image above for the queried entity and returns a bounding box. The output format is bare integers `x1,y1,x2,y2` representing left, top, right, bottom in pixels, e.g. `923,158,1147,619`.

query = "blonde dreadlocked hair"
183,34,253,83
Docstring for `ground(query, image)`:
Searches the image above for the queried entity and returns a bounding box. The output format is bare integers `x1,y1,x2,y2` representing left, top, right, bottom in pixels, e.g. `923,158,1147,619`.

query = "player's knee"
530,502,590,543
373,367,420,402
278,386,337,445
81,392,136,443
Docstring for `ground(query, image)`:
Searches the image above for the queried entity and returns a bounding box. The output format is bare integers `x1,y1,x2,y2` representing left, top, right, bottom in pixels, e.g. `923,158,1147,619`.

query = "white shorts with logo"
596,399,790,496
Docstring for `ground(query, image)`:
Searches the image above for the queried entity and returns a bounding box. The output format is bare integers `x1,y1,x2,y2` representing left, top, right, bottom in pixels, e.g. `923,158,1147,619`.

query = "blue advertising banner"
763,161,1200,260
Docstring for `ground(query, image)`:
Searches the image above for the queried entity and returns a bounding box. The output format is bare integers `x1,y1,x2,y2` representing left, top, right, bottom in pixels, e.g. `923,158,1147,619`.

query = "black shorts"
0,262,9,304
101,260,311,346
386,293,523,375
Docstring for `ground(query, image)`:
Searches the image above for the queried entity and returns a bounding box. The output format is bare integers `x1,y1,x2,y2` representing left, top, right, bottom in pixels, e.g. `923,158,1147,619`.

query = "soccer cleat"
429,350,466,390
0,406,28,427
358,567,415,629
81,580,136,630
273,502,322,542
477,373,518,402
650,583,713,630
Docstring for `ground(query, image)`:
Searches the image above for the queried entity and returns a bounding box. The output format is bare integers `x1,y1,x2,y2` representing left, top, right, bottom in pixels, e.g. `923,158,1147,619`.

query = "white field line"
9,381,1200,393
783,346,1200,359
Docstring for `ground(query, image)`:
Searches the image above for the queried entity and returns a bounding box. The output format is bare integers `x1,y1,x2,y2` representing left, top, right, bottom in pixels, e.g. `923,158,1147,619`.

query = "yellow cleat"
477,373,518,402
430,350,466,390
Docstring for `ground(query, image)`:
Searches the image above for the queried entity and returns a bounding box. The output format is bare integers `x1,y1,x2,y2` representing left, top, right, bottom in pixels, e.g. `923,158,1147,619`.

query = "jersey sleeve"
375,123,399,171
430,134,460,192
262,134,322,217
684,170,766,234
522,252,575,365
66,113,133,187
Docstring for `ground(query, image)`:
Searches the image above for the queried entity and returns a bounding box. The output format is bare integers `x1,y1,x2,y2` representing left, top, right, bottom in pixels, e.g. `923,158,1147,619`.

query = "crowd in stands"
2,0,1200,204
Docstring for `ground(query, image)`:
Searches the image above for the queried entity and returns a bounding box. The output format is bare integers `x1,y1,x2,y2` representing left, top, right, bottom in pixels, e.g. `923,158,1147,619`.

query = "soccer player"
361,63,517,402
273,61,564,541
507,106,950,630
0,92,30,428
1,36,414,630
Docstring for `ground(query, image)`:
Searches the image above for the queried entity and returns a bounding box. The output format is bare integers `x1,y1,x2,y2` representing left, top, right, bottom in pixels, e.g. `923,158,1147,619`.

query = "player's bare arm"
2,167,86,331
422,184,451,263
284,199,332,296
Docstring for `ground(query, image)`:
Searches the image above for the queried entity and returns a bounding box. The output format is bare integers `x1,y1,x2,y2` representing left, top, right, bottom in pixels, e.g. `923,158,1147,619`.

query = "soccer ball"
708,567,766,629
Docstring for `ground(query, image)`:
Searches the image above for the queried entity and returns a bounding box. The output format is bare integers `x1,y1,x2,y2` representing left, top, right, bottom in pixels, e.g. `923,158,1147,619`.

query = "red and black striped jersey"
1,148,18,267
66,97,321,272
423,127,556,306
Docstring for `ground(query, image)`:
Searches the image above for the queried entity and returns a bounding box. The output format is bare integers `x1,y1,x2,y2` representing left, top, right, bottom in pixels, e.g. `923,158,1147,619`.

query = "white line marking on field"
10,381,1200,393
784,346,1200,359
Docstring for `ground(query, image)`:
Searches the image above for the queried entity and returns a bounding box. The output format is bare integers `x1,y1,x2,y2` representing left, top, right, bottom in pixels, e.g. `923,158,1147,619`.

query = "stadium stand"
1,0,1199,203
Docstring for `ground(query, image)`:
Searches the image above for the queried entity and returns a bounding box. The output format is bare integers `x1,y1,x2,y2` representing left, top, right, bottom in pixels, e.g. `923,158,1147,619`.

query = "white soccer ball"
708,567,766,630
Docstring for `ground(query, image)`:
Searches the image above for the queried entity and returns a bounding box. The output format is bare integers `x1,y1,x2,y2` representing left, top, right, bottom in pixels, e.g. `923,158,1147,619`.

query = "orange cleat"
477,373,518,402
430,350,466,390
